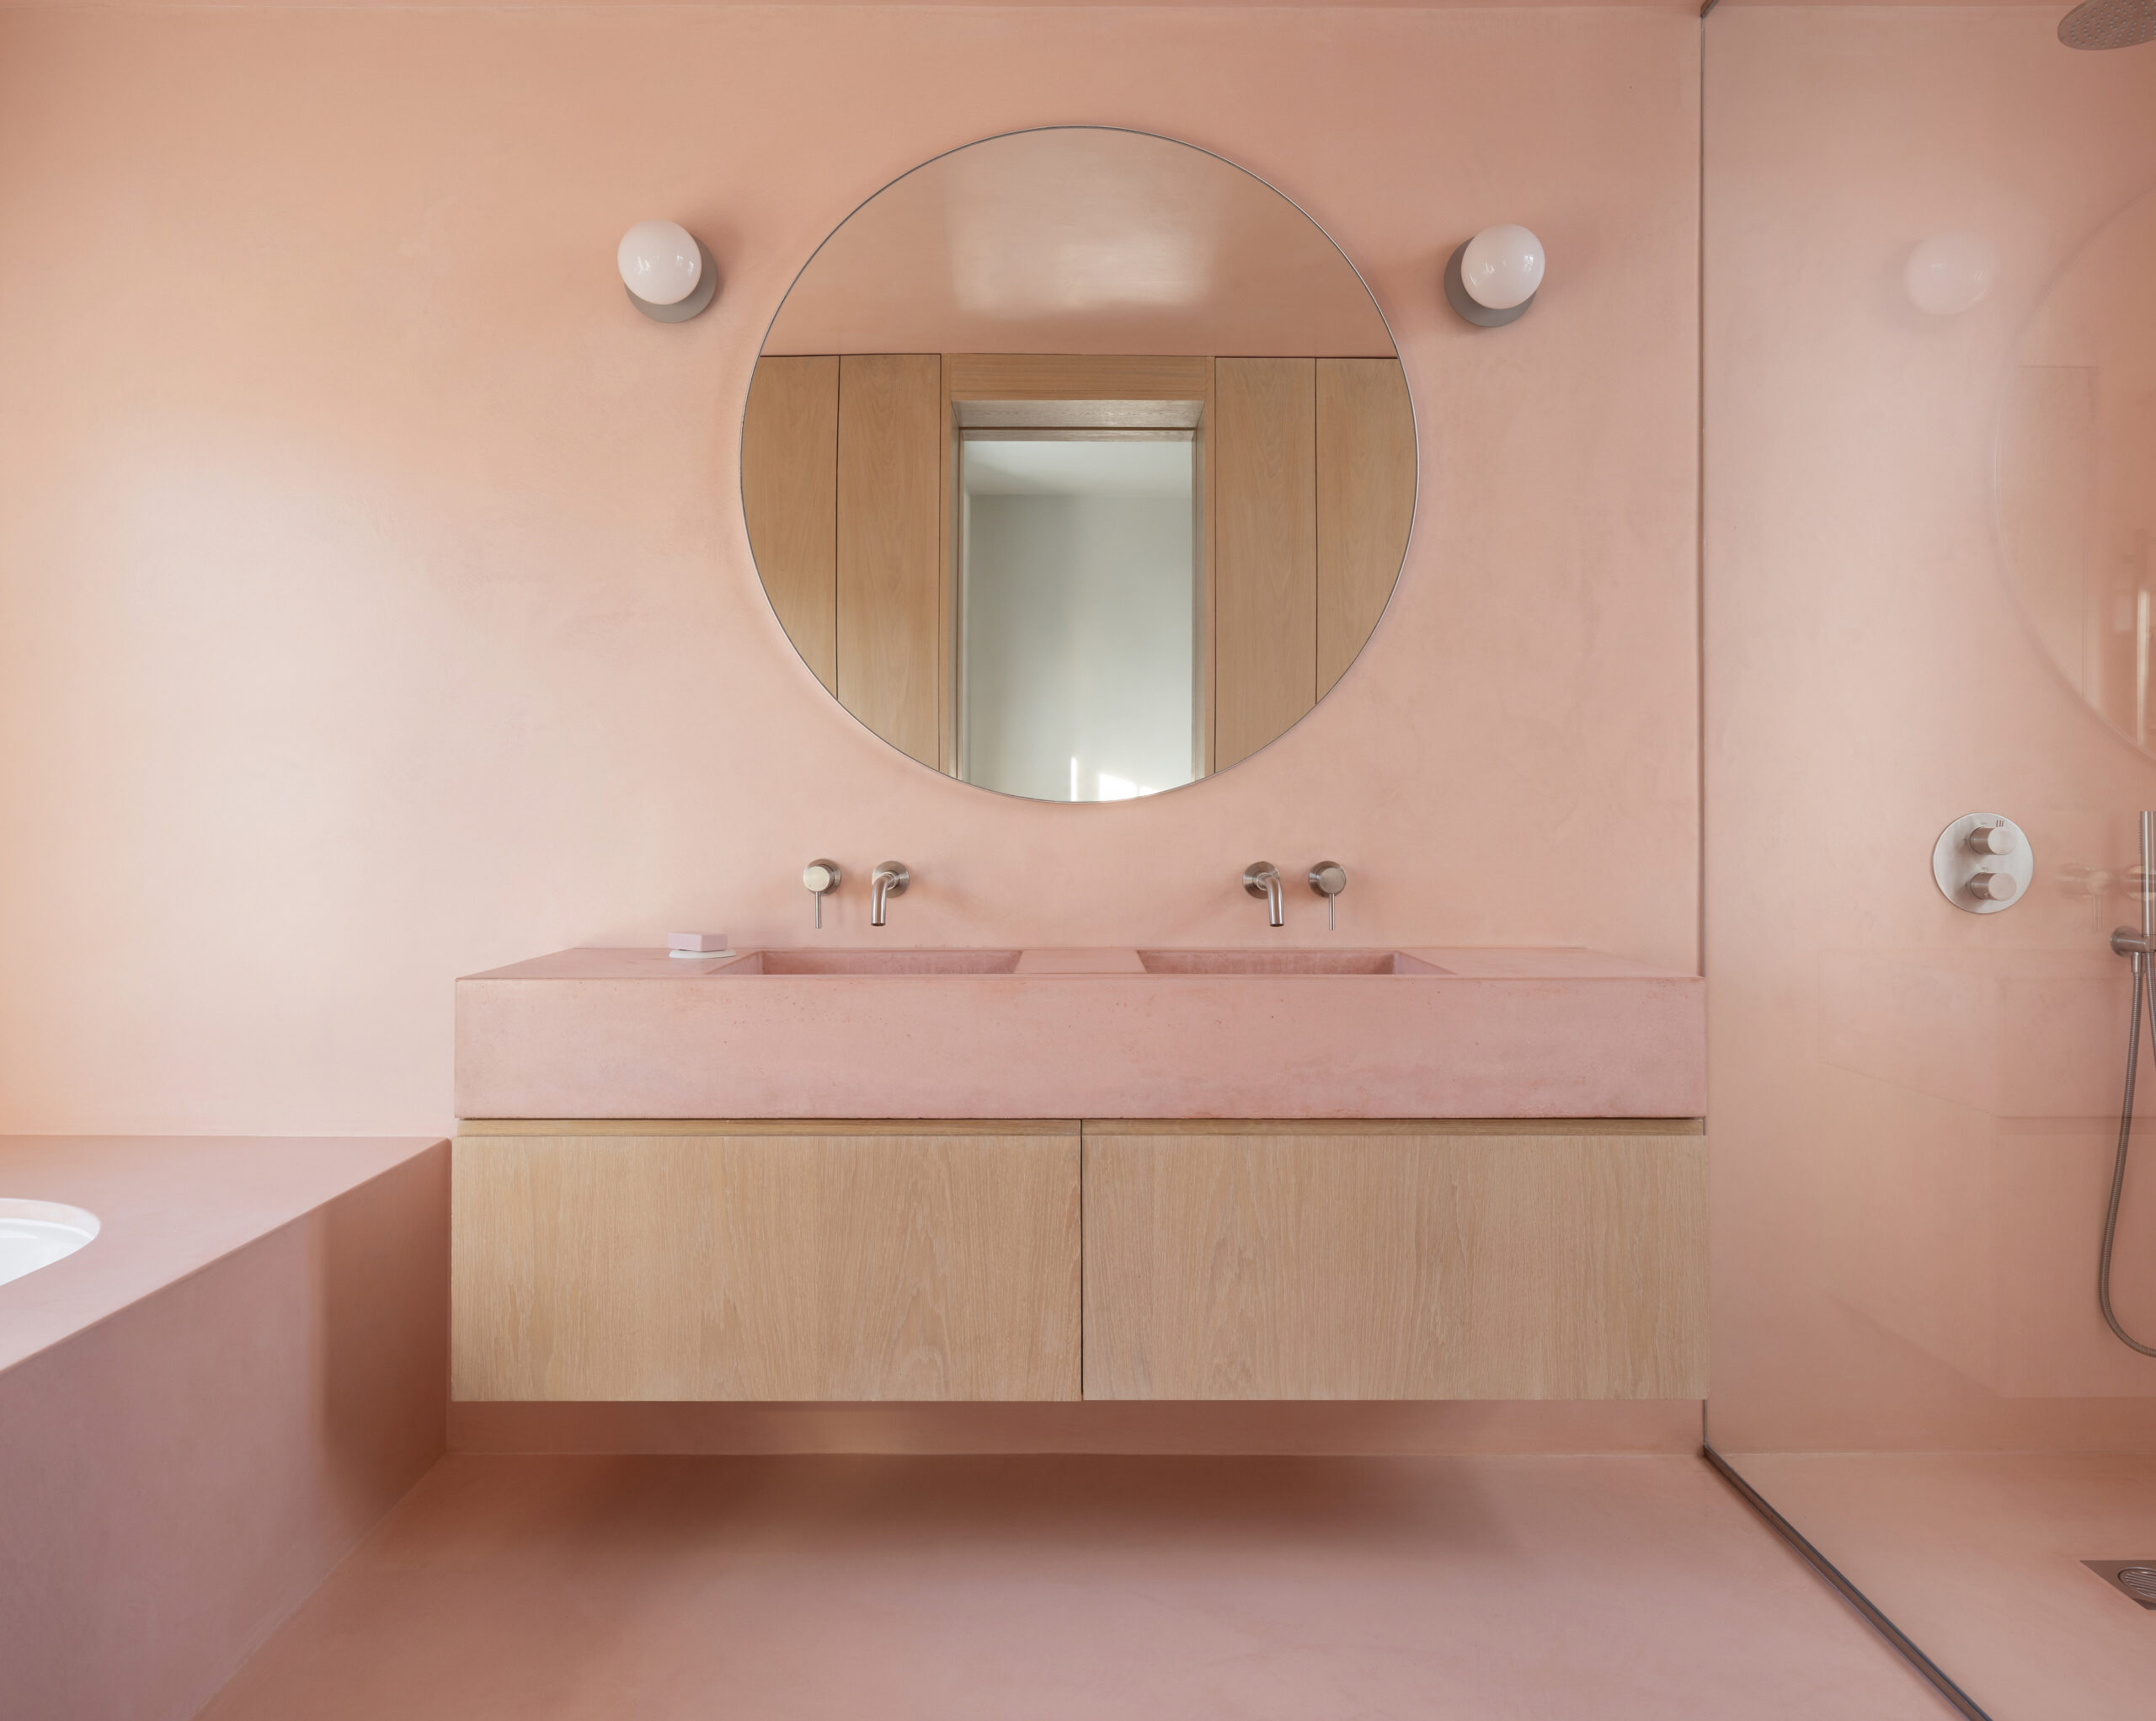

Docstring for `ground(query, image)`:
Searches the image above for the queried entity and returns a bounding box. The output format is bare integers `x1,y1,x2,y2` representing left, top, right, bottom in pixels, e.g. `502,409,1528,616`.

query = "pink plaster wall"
0,5,1702,1137
1703,6,2156,1452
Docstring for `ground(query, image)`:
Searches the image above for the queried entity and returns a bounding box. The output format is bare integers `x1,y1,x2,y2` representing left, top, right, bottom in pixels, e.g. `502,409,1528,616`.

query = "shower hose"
2107,945,2156,1357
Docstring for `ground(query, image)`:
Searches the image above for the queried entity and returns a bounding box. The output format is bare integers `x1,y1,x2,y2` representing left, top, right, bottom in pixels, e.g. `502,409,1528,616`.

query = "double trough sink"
457,945,1704,1121
712,948,1444,976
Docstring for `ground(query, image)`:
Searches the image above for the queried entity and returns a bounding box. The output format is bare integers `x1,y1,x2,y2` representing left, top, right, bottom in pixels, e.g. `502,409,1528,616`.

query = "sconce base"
627,238,719,322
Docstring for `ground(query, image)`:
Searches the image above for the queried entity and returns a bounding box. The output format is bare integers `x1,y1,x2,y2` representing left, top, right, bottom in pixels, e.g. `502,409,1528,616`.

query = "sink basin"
1138,949,1448,976
0,1200,100,1288
716,949,1022,975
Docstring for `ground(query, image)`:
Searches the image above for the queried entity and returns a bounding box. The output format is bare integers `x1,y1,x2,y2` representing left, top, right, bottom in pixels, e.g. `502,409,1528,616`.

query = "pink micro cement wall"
1704,4,2156,1453
0,3,1703,1140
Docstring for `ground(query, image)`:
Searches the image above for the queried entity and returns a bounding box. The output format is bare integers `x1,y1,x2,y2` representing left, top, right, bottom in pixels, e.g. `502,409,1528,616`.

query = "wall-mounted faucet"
1242,862,1284,928
1308,862,1348,931
803,859,841,929
871,861,910,927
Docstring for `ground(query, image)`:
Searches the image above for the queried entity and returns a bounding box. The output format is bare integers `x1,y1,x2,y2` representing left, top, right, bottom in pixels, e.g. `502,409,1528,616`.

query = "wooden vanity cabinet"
451,1119,1705,1404
1081,1121,1707,1401
451,1122,1081,1402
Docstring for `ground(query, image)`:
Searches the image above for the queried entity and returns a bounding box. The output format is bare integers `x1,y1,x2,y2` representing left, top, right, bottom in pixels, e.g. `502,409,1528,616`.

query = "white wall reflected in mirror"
958,433,1198,801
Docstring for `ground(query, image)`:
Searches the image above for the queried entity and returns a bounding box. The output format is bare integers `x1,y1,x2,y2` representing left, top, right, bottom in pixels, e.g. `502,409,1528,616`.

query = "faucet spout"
1241,862,1285,928
871,861,910,927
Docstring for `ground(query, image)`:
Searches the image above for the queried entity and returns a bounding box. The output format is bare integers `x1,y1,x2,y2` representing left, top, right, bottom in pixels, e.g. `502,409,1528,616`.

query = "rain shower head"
2060,0,2156,50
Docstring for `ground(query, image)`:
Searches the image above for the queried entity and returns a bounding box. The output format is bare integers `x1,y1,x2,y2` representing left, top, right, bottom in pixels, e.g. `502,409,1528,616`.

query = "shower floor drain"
2083,1561,2156,1608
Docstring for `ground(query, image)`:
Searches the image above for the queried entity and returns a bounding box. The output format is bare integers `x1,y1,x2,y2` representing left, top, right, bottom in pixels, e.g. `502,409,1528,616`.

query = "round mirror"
743,127,1415,802
1997,187,2156,752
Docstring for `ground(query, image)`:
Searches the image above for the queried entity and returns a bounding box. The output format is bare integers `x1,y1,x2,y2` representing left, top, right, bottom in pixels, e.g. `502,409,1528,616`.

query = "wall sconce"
1903,232,1999,316
618,220,718,322
1445,225,1545,328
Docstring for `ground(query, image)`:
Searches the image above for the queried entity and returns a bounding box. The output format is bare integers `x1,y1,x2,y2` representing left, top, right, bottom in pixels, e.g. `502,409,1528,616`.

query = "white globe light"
618,220,702,307
1460,224,1545,312
1904,232,1999,317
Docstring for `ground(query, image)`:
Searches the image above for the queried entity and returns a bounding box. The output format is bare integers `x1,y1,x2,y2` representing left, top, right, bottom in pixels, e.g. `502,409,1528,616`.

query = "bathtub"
0,1198,100,1287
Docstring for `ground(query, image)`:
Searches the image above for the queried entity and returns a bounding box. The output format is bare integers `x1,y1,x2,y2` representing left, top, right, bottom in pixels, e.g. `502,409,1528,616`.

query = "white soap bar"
668,932,730,954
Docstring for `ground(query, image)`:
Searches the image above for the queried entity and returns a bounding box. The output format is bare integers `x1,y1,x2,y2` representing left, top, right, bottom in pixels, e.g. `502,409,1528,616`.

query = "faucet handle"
1308,862,1348,931
803,859,841,929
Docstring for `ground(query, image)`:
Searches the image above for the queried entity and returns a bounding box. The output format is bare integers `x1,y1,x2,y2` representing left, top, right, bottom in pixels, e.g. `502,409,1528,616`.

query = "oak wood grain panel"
837,354,942,766
460,1119,1081,1137
1081,1118,1705,1137
453,1128,1081,1402
1193,392,1214,777
938,355,958,773
741,356,840,692
1082,1127,1706,1401
944,354,1213,404
1316,358,1416,697
1213,357,1317,768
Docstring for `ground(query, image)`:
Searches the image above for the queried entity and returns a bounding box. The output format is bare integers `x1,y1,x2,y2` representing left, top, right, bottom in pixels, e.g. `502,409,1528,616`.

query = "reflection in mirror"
1998,186,2156,751
741,128,1416,801
961,431,1198,800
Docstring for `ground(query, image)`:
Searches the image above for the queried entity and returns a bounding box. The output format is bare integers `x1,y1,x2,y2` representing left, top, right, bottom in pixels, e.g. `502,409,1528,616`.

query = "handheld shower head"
2059,0,2156,50
2101,810,2156,1359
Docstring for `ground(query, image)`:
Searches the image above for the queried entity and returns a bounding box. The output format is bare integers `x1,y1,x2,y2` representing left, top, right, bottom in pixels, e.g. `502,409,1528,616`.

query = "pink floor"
197,1453,1955,1720
1726,1452,2156,1720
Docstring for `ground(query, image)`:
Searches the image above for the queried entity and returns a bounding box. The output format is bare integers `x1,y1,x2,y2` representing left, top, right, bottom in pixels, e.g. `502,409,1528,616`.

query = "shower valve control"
1933,814,2033,915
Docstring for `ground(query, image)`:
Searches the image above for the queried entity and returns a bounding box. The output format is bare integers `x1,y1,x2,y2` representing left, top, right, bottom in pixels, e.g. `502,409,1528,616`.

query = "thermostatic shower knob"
1933,813,2034,914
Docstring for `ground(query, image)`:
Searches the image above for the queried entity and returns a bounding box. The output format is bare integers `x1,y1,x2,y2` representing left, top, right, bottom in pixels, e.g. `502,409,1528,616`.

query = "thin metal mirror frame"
739,123,1422,804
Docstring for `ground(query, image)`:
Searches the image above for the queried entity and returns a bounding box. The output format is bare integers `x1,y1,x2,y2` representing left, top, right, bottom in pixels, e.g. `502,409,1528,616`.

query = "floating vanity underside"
451,1119,1707,1404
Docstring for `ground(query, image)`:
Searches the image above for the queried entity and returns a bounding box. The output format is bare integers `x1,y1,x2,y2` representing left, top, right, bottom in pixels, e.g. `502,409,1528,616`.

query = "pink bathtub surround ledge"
456,946,1705,1120
0,1135,450,1721
0,1133,444,1373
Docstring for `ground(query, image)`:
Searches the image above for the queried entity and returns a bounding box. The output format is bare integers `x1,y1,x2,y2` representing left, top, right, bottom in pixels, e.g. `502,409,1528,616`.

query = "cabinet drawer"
452,1124,1080,1402
1081,1123,1706,1400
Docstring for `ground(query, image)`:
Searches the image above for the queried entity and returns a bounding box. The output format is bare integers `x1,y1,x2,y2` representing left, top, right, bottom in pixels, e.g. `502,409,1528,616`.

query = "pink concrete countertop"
0,1136,446,1376
456,948,1704,1121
